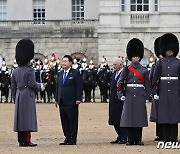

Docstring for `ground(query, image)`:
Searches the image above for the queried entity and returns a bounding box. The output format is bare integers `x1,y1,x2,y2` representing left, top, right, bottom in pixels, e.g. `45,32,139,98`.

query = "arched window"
72,0,84,20
130,0,149,12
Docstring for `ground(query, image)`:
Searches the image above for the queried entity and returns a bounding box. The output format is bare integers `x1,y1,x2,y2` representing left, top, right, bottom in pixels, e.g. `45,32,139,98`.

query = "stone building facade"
0,0,180,67
98,0,180,66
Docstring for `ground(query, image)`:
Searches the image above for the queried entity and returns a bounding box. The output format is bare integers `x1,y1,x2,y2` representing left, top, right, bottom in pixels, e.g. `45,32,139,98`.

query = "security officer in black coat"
109,57,127,144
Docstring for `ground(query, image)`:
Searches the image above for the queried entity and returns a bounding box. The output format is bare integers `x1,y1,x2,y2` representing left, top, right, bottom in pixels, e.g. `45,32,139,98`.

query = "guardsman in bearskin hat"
152,33,180,143
149,37,163,141
117,38,151,145
11,39,45,147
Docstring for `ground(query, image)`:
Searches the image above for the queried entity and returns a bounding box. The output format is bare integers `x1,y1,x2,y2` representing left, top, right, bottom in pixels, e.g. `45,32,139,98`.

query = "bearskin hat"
154,37,161,58
159,33,179,57
126,38,144,61
15,39,34,66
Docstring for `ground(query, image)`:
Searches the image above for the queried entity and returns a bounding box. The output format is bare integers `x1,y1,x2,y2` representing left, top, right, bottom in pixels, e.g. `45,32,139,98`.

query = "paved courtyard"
0,103,179,154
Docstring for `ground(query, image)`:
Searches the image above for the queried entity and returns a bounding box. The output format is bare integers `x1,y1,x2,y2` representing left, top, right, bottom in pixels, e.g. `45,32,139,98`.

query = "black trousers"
114,125,127,141
59,105,78,144
156,123,163,138
18,131,31,143
162,123,178,142
127,127,142,142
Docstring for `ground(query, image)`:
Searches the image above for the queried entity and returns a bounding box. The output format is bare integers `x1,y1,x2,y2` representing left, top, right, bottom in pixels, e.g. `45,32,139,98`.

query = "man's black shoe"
110,140,119,144
126,141,134,145
118,140,127,144
154,137,163,141
134,141,144,146
67,142,76,145
26,142,37,147
19,142,24,147
59,142,68,145
19,142,37,147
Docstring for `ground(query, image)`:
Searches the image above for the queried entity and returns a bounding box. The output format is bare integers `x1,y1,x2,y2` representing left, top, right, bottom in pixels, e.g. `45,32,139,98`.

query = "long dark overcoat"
11,66,41,132
152,56,180,124
109,71,124,125
149,63,159,122
117,62,151,127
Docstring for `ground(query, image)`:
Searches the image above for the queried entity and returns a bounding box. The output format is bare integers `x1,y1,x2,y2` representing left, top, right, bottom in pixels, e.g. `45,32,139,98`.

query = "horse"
82,68,97,102
0,71,11,103
44,70,57,103
97,68,112,102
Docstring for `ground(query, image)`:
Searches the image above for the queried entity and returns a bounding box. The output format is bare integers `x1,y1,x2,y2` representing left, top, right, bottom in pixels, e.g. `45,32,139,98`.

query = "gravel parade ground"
0,103,179,154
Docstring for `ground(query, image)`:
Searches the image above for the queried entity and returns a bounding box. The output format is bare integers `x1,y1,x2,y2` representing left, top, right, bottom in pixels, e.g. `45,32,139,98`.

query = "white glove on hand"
40,83,45,91
154,94,159,100
120,96,126,101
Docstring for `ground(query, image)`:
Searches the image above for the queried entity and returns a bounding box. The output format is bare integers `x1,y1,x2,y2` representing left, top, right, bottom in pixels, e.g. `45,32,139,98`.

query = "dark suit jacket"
55,68,82,106
109,72,124,125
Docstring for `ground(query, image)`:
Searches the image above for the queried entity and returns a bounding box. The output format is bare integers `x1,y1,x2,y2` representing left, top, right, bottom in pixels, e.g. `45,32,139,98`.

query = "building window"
121,0,125,12
72,0,84,20
154,0,158,11
130,0,149,12
0,0,7,20
33,0,45,22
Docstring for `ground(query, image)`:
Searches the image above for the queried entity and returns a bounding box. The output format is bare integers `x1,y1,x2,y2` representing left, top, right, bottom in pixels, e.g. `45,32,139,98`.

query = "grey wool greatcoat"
117,62,151,127
109,71,124,125
11,66,41,132
149,63,159,122
152,56,180,124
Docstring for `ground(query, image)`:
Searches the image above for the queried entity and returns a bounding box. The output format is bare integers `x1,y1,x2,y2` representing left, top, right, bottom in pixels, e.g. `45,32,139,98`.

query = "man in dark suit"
55,55,82,145
109,57,127,144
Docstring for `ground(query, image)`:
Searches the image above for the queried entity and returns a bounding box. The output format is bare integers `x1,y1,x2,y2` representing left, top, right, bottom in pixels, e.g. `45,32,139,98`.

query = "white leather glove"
120,96,126,101
40,83,45,91
153,94,159,100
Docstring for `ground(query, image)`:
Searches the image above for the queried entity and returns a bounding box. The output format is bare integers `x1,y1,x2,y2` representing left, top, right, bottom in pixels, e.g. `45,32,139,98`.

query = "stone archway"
34,53,46,64
140,48,155,67
71,52,89,64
